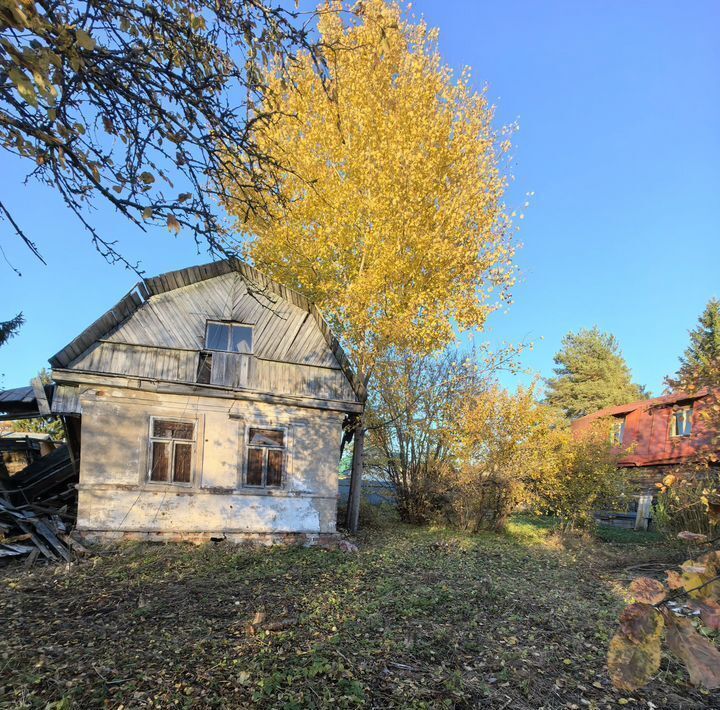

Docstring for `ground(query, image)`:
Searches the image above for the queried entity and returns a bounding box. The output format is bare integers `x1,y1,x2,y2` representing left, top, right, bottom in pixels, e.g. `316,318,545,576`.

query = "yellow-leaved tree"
223,0,516,530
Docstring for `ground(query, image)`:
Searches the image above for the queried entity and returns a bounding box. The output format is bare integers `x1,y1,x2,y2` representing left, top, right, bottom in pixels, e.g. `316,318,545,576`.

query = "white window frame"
242,425,288,490
204,320,254,354
147,416,196,487
670,405,693,438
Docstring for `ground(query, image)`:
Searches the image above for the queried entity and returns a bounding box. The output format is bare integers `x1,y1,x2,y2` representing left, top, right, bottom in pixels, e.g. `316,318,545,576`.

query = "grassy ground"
0,518,715,709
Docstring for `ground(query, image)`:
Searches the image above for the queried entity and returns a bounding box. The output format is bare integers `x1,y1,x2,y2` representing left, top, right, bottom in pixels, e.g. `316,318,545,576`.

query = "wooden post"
345,422,364,534
634,494,652,531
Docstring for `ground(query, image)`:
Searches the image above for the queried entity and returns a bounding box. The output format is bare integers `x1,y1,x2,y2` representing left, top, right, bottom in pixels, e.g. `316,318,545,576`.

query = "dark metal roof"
0,386,37,416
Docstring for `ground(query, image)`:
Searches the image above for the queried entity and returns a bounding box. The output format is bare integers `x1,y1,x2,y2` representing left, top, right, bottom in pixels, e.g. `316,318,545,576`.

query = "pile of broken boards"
0,445,86,566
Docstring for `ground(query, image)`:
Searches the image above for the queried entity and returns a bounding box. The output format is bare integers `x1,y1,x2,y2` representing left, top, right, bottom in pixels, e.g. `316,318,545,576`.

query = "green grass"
0,520,710,709
594,525,666,545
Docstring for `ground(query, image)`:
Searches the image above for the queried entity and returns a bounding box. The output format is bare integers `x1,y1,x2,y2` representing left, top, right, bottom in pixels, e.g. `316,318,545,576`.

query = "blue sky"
1,0,719,395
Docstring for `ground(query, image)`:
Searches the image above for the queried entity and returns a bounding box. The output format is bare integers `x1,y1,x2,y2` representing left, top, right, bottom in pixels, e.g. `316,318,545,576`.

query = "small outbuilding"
48,259,365,544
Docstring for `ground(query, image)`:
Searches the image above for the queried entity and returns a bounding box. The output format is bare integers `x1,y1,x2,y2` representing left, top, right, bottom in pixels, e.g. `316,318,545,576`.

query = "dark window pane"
197,352,212,384
248,428,284,448
150,441,170,481
174,443,192,483
247,448,264,486
206,322,229,351
231,325,253,353
153,420,194,440
267,449,283,487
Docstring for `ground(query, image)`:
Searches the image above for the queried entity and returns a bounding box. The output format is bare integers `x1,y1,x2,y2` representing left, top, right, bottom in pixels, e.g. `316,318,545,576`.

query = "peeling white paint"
76,388,342,537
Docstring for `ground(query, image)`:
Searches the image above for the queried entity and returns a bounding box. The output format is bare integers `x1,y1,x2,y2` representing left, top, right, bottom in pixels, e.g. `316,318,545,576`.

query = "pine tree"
545,327,647,419
669,298,720,390
0,313,24,348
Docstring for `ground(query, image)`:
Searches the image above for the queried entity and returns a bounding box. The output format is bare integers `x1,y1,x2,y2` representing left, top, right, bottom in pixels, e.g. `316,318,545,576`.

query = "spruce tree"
669,298,720,390
545,327,646,419
0,313,24,348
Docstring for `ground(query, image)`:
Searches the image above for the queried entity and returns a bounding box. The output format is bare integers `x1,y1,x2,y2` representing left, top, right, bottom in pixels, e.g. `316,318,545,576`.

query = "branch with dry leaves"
0,0,325,272
608,532,720,692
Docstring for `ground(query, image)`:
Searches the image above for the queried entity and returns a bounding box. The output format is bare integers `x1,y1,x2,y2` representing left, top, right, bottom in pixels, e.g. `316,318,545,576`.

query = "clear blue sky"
1,0,718,395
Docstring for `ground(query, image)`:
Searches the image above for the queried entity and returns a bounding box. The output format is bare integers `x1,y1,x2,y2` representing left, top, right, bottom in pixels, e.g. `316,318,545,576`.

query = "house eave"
51,369,364,414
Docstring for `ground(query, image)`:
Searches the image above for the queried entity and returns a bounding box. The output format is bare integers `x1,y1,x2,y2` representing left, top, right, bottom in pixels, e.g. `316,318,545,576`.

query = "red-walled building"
572,388,716,468
572,389,718,530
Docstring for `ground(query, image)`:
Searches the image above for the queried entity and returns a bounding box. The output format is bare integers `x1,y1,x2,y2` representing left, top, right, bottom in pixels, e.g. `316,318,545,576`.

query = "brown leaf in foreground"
619,603,663,645
608,630,662,692
665,614,720,689
629,577,666,605
666,570,684,590
687,598,720,631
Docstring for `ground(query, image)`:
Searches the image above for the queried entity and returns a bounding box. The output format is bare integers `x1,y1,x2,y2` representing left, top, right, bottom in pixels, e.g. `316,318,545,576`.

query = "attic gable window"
205,321,253,354
670,406,693,438
148,419,195,484
245,427,285,488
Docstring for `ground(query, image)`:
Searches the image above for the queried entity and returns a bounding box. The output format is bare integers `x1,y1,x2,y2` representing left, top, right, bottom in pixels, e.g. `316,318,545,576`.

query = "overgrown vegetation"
0,519,709,709
655,468,720,538
366,350,625,533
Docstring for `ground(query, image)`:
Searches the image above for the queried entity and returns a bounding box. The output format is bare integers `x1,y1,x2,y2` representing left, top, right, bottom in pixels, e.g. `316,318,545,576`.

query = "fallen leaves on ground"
0,519,714,708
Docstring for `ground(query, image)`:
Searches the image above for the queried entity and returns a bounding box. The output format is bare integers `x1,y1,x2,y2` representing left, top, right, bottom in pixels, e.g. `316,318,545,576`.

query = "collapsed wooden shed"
48,258,364,544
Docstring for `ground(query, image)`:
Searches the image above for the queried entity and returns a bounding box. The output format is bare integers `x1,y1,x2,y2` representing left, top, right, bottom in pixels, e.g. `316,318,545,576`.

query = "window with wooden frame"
611,416,626,445
245,427,285,488
205,321,253,354
670,405,693,438
148,419,195,484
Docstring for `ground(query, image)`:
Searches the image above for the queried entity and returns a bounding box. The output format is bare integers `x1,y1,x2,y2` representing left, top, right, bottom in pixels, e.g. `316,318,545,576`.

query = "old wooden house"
48,259,364,544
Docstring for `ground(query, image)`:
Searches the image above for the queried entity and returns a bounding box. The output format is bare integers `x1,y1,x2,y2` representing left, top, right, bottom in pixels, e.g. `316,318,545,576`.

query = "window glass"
150,441,170,482
670,407,693,437
245,427,286,488
153,420,194,440
196,352,212,384
205,321,254,353
231,325,253,353
249,428,284,447
246,448,264,486
266,450,283,487
206,322,229,351
611,417,625,445
174,443,193,483
681,408,692,436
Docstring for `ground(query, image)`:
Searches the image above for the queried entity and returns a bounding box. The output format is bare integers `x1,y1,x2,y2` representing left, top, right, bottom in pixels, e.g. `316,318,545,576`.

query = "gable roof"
49,258,366,402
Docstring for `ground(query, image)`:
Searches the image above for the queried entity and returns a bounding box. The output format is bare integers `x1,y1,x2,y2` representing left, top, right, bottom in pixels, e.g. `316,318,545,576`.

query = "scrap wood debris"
0,498,87,564
0,444,83,565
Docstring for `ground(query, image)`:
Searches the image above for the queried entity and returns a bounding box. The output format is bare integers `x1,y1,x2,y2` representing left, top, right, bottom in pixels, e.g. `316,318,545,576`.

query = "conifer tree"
668,298,720,390
0,313,23,348
545,327,646,419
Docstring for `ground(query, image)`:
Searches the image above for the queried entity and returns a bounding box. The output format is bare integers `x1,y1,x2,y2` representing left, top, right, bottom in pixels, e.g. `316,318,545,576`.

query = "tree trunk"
345,421,365,533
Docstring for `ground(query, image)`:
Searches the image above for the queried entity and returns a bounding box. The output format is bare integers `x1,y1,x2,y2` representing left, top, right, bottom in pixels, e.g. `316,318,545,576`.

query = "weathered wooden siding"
65,342,356,402
103,272,338,368
50,259,365,403
61,272,358,403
